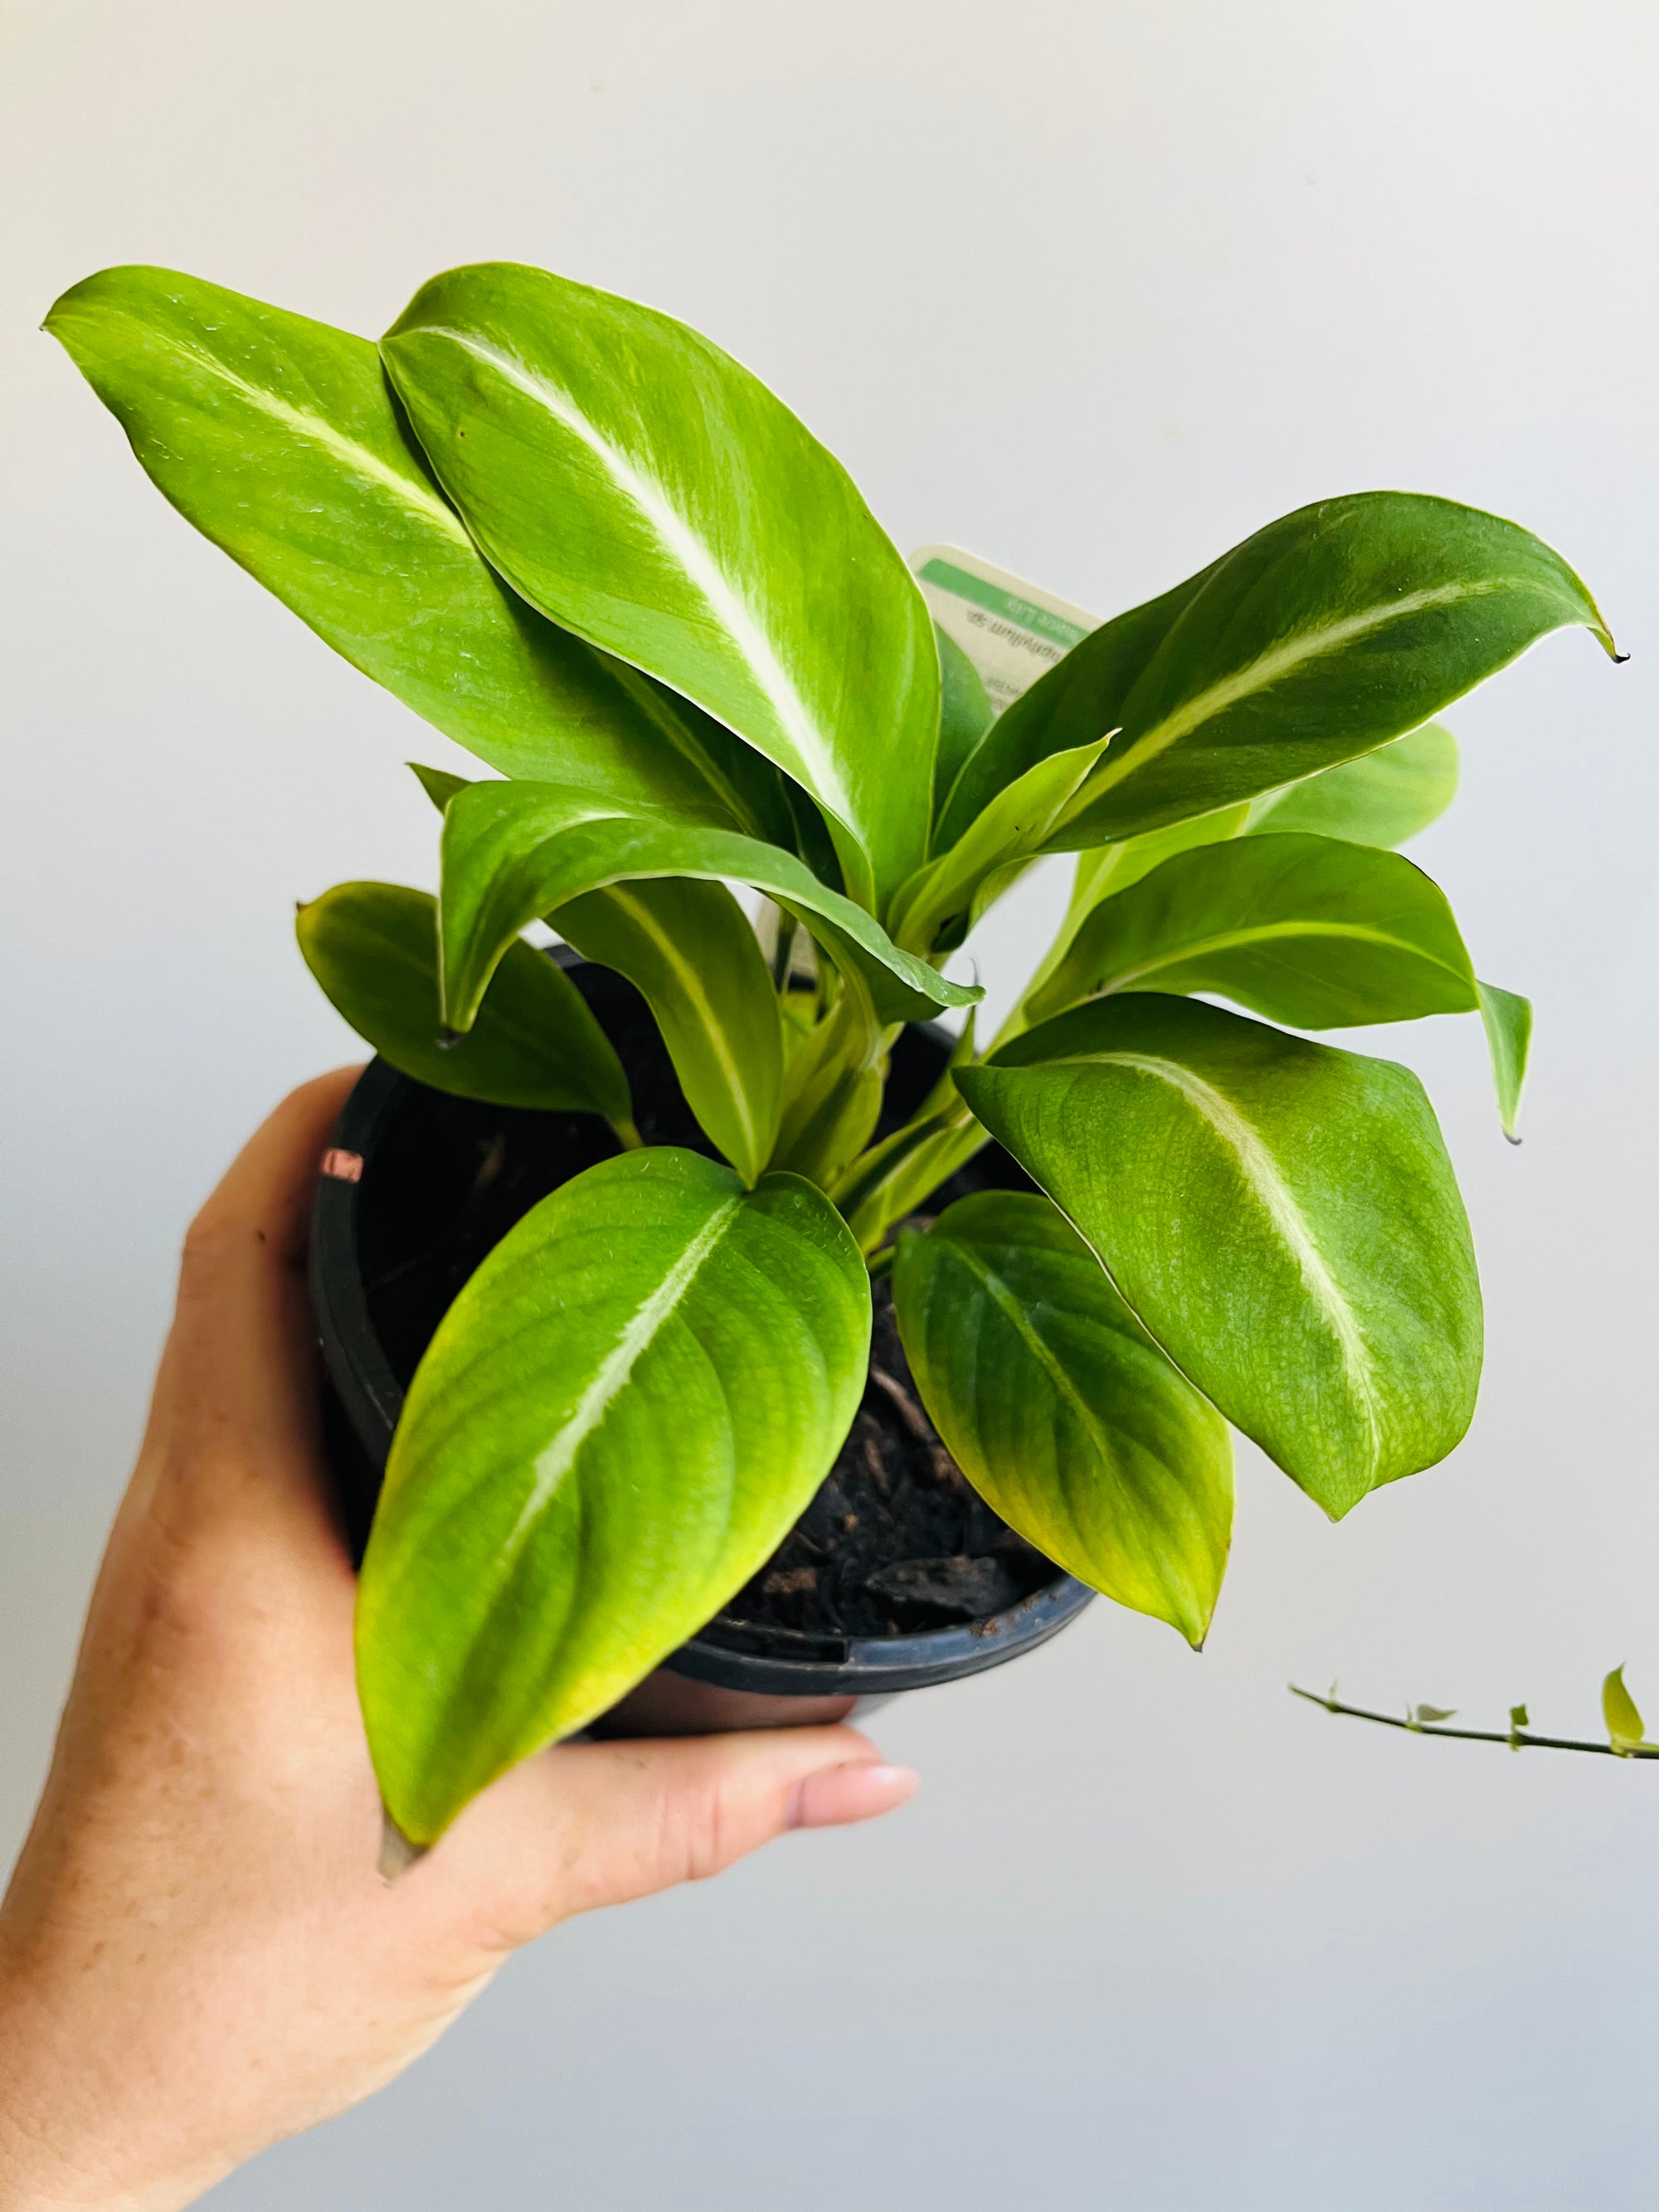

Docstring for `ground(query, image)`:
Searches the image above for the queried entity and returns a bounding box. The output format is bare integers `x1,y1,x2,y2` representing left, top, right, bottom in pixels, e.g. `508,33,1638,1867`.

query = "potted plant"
47,260,1618,1855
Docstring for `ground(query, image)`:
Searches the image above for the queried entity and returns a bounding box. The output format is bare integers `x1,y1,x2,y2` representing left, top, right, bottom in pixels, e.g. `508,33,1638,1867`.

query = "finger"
411,1727,919,1953
134,1067,363,1543
182,1063,364,1277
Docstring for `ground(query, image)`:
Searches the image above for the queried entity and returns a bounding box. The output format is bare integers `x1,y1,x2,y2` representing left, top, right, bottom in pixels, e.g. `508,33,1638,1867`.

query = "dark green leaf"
958,995,1482,1516
435,779,978,1034
943,493,1613,851
554,878,782,1185
46,265,775,827
358,1148,871,1841
893,1193,1233,1643
382,261,938,907
295,881,630,1126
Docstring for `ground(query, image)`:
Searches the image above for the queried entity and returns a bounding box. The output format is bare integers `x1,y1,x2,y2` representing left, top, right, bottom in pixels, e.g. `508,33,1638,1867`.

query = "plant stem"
771,918,797,992
1288,1684,1659,1758
611,1116,645,1151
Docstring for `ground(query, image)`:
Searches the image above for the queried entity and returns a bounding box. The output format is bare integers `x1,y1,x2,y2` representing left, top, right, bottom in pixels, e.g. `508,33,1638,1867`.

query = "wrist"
0,1981,187,2212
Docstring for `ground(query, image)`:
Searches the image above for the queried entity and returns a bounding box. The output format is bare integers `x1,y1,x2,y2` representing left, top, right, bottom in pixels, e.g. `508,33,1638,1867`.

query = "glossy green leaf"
381,261,939,907
942,493,1613,851
553,878,781,1184
359,1147,870,1842
413,759,925,1027
436,779,977,1035
888,734,1112,955
1602,1666,1654,1753
295,881,631,1126
1246,722,1459,846
893,1193,1233,1643
1028,830,1488,1026
46,265,785,828
958,995,1482,1515
1024,831,1530,1134
933,625,995,824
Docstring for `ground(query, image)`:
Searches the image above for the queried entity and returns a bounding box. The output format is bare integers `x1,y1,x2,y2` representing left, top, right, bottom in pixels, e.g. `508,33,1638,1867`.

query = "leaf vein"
505,1194,742,1549
1055,1049,1384,1465
159,333,473,546
414,326,857,826
1091,580,1505,795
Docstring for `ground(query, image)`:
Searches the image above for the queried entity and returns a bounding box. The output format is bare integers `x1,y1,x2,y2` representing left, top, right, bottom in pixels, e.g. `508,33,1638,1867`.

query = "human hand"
0,1072,916,2211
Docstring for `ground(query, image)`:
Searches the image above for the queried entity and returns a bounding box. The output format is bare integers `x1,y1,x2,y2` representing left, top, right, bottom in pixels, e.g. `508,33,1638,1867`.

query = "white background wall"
2,4,1656,2205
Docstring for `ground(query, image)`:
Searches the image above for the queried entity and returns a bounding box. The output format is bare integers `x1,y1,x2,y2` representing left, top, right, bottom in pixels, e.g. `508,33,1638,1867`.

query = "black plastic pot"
310,957,1092,1733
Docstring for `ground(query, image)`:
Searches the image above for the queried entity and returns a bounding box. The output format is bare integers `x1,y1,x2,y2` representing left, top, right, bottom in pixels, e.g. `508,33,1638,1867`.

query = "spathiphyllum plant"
49,260,1618,1847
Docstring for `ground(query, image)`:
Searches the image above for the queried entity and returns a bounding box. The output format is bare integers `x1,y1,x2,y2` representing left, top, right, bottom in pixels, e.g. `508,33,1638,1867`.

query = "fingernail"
789,1761,919,1830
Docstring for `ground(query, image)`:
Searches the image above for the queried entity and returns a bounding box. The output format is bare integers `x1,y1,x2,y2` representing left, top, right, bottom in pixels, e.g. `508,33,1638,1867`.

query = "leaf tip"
377,1811,428,1883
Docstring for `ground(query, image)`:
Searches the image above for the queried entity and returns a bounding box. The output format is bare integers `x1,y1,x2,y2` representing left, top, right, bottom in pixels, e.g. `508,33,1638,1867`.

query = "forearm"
0,1972,168,2212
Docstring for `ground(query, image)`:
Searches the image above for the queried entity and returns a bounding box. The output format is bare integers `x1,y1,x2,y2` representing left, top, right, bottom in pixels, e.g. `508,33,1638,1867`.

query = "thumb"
409,1727,917,1955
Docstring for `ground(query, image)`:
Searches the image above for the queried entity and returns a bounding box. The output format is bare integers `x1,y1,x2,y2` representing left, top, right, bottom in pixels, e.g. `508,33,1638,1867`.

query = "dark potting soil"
351,958,1054,1641
718,1275,1055,1640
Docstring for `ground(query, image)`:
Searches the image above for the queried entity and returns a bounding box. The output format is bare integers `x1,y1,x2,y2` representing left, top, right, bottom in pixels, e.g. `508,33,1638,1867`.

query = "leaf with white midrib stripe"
430,325,854,818
1046,1046,1384,1471
956,994,1481,1516
503,1193,742,1551
358,1148,871,1843
1084,579,1497,807
381,262,941,907
45,265,770,824
944,493,1614,852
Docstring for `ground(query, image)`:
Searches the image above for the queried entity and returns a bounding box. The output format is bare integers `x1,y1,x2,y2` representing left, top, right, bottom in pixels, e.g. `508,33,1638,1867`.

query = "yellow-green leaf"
893,1192,1233,1645
359,1148,870,1842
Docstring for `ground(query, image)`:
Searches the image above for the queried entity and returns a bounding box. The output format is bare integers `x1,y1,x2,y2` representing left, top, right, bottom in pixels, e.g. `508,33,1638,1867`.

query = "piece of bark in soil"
718,1277,1053,1640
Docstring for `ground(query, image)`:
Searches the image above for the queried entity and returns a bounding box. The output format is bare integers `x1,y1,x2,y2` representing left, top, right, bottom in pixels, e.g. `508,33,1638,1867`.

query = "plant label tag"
910,544,1099,713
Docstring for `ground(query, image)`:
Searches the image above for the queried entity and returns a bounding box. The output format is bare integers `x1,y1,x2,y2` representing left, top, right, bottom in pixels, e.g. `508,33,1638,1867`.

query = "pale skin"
0,1071,917,2211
